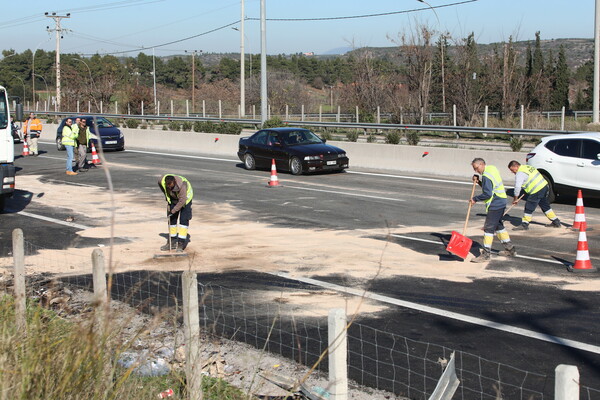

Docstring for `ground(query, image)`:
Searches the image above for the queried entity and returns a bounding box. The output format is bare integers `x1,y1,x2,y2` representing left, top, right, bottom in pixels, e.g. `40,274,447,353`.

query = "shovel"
446,180,477,259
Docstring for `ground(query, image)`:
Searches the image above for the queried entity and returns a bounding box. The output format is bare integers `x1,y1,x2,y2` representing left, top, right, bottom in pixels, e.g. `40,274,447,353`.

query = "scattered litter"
157,388,174,398
118,351,170,376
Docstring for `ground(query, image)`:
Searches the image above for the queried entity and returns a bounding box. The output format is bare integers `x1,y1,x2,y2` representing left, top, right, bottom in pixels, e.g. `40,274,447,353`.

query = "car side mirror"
321,138,327,143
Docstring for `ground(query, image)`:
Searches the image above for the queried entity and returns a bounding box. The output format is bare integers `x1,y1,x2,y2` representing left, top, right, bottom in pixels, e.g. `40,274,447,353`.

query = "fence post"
337,105,340,123
12,229,26,331
77,100,80,113
328,308,348,400
377,106,381,124
268,104,271,119
88,101,91,113
555,365,579,400
484,105,488,128
100,100,103,114
400,106,403,125
171,100,174,116
182,272,202,400
115,101,118,114
128,103,131,115
218,100,222,119
186,100,189,117
319,105,322,122
285,105,289,121
301,104,305,122
141,101,144,116
157,101,160,116
92,248,108,332
420,107,424,125
561,106,566,131
520,104,524,129
355,106,359,123
453,104,459,138
253,104,256,120
202,100,206,118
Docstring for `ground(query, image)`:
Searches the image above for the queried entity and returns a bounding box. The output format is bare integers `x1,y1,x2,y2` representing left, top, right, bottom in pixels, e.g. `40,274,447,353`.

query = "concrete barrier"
47,123,525,181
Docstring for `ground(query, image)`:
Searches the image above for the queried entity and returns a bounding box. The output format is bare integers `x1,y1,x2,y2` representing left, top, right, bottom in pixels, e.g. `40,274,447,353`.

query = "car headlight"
338,153,346,158
119,131,124,139
304,155,322,161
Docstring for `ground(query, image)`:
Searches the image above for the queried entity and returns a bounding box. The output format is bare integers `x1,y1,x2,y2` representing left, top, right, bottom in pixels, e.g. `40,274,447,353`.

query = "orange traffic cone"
91,142,101,165
572,189,586,231
570,224,596,272
267,159,280,187
22,140,29,156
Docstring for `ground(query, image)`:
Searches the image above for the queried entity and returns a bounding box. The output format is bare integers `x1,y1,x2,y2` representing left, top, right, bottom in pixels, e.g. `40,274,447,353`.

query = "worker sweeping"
507,160,561,230
158,174,193,252
470,158,516,262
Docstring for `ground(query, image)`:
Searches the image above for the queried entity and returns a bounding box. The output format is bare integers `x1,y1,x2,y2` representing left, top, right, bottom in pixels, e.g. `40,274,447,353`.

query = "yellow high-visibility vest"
518,165,547,195
482,165,507,210
160,175,193,205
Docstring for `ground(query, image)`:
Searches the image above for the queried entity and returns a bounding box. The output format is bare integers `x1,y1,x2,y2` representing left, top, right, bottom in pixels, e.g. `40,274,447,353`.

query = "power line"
246,0,478,22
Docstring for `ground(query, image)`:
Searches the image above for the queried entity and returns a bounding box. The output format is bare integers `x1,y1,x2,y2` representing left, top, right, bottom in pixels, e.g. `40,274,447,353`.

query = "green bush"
386,131,401,144
162,124,168,131
125,119,139,129
261,117,285,129
181,121,193,131
510,136,523,152
358,111,375,123
168,121,180,131
218,122,242,135
140,124,147,129
367,134,377,143
320,131,332,141
405,131,420,146
346,131,359,142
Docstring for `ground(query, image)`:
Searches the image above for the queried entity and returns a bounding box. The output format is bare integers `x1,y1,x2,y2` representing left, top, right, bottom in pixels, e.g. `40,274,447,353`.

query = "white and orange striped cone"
91,142,101,165
22,140,29,156
570,224,596,272
267,159,281,187
572,189,586,231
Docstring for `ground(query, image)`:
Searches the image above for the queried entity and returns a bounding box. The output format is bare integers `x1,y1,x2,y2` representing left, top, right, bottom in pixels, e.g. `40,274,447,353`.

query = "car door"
577,138,600,191
547,138,580,189
249,131,271,168
267,132,289,171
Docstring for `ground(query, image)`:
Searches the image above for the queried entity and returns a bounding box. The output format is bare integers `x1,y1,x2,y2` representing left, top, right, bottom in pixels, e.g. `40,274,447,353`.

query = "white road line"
8,209,91,230
284,185,405,202
125,149,238,163
390,234,565,265
270,271,600,355
347,170,473,185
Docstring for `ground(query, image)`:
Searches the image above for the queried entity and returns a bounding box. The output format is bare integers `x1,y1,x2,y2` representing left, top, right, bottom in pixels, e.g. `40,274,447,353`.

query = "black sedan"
56,116,125,151
237,127,349,175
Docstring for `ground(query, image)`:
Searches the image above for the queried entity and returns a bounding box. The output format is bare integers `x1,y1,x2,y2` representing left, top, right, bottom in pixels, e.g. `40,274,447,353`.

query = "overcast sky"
1,0,596,57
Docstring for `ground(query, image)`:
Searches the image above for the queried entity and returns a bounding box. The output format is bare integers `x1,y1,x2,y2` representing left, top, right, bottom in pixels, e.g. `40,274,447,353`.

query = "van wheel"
56,137,65,151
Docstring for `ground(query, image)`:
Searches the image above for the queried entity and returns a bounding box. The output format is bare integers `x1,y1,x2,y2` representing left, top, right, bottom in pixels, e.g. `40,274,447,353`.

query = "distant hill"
344,38,594,70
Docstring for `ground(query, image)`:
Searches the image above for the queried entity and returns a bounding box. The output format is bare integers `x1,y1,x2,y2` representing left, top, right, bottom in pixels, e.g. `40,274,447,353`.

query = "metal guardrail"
31,110,588,137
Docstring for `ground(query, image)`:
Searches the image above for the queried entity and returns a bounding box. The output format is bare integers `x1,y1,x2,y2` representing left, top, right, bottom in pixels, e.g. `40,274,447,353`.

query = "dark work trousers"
522,186,551,216
483,207,506,234
169,201,193,227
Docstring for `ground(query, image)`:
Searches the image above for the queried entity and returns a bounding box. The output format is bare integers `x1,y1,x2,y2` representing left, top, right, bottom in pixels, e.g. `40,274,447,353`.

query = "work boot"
160,238,177,251
176,239,185,253
498,244,517,257
471,248,491,263
513,223,529,231
547,219,562,228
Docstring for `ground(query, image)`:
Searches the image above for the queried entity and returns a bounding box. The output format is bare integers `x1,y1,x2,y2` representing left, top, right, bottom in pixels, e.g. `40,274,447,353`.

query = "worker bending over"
158,175,193,252
470,158,517,262
508,160,561,230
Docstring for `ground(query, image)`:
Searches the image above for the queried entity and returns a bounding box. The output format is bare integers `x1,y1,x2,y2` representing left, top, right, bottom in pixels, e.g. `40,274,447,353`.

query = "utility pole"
45,12,70,111
594,0,600,124
152,48,157,111
185,50,201,113
260,0,267,124
240,0,246,117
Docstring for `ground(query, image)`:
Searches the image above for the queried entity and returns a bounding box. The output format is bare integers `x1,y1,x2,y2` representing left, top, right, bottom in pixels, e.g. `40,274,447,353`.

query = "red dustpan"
447,181,477,259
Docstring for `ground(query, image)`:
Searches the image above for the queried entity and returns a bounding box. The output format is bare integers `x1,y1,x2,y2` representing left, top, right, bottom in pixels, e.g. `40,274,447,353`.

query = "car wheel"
244,153,256,170
541,172,556,203
56,137,65,151
290,156,303,175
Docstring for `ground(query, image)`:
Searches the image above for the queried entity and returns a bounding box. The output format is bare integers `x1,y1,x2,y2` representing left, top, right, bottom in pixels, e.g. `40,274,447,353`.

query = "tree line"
0,28,593,123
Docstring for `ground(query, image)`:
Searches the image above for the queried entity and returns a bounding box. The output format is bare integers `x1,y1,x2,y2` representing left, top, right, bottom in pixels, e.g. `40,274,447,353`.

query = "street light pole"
12,75,26,102
260,0,267,124
594,0,600,123
45,12,70,111
152,47,157,110
240,0,245,117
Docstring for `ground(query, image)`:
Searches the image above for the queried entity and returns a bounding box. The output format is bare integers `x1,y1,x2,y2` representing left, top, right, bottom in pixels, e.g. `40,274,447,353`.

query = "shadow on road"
1,189,35,214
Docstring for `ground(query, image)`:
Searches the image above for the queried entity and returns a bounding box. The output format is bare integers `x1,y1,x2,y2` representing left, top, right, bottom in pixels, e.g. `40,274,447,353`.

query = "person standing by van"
23,112,42,156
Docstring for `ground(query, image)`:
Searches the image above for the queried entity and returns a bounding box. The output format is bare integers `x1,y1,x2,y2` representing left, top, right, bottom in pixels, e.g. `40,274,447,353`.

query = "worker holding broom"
469,158,516,262
507,160,562,230
158,175,193,252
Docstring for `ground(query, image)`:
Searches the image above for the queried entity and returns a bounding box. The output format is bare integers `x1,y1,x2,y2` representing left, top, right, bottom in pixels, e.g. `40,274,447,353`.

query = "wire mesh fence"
2,239,599,399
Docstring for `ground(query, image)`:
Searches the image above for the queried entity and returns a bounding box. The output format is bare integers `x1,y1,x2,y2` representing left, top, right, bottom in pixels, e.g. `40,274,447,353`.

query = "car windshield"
88,117,114,128
282,130,322,146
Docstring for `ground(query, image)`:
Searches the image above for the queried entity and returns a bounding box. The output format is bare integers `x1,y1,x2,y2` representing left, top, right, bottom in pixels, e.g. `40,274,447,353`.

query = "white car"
526,132,600,202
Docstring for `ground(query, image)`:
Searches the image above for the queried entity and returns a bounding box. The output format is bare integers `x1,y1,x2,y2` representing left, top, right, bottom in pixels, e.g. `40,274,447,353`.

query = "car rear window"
546,139,580,158
581,139,600,160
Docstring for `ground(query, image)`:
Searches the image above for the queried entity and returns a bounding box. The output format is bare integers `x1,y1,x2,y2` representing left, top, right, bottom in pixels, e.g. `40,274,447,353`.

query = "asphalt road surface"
2,141,600,397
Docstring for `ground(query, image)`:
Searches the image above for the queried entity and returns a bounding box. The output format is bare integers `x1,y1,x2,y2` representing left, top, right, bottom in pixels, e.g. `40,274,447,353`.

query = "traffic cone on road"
91,142,101,165
572,190,586,231
267,159,280,187
22,140,29,156
570,224,596,272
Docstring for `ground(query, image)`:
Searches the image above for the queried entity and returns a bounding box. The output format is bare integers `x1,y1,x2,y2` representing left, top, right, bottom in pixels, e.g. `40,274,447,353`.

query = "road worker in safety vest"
508,160,561,231
158,174,194,252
